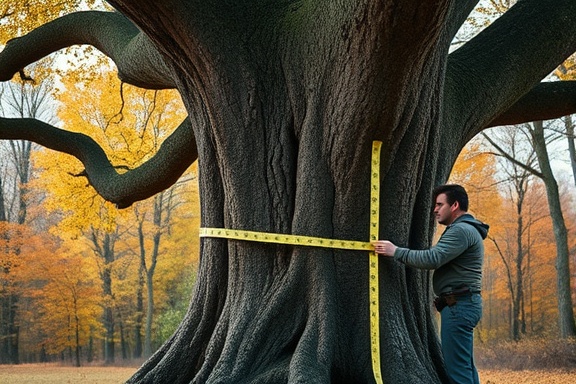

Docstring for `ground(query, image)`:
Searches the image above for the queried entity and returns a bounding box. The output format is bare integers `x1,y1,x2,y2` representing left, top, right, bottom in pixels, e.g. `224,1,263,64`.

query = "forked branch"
0,117,198,208
446,0,576,139
0,10,175,89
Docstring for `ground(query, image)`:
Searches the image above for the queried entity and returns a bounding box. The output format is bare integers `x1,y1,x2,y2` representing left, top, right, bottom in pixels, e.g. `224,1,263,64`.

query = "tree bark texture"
3,0,576,382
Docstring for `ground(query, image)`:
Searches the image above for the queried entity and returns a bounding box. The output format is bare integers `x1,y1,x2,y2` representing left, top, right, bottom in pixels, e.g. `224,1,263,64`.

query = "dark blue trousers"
440,293,482,384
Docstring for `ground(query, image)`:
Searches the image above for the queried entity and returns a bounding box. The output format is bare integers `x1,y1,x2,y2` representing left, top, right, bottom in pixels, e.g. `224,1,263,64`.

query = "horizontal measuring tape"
199,227,373,251
200,141,384,384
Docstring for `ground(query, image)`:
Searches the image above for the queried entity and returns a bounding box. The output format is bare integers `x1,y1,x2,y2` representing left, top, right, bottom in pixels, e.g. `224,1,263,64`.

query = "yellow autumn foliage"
28,60,199,356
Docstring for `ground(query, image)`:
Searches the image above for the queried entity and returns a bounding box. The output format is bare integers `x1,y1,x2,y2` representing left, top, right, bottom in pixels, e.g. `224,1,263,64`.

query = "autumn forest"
0,59,200,365
1,0,576,370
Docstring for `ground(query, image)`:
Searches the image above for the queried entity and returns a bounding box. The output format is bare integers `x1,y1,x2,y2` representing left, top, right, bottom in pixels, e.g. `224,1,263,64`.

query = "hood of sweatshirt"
454,213,489,240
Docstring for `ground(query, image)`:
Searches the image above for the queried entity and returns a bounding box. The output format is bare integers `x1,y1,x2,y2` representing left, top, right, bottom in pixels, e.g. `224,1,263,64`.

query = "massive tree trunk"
127,3,455,382
3,0,576,382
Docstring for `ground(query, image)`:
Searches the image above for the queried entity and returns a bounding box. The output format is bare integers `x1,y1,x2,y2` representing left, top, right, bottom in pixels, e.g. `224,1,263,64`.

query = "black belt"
439,286,481,297
434,288,480,312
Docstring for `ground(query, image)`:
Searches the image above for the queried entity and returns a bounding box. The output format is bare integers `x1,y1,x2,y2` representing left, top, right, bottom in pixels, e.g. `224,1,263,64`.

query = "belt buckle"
444,294,457,306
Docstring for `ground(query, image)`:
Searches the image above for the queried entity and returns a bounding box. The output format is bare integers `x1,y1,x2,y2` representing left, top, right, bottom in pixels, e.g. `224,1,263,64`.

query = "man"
373,184,489,384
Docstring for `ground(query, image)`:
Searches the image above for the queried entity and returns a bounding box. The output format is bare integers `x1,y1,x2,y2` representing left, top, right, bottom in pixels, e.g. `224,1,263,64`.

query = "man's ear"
451,201,460,211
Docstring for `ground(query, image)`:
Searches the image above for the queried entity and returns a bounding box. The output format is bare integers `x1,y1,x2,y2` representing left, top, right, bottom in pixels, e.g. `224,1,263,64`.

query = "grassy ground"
0,364,136,384
1,364,575,383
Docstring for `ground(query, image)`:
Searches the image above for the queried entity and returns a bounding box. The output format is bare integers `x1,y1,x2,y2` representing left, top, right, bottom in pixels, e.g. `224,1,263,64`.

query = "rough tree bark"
2,1,576,382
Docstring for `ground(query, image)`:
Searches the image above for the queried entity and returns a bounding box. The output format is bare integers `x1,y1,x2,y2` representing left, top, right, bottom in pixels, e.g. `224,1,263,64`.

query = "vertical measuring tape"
200,141,384,382
369,141,383,384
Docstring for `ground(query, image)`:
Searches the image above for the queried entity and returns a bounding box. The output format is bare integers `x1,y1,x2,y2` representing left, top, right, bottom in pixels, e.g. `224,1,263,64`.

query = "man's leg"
440,294,482,384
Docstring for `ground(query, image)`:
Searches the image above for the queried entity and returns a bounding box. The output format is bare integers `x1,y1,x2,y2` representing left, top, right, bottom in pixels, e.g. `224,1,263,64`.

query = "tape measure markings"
199,227,373,251
199,141,383,383
369,141,383,384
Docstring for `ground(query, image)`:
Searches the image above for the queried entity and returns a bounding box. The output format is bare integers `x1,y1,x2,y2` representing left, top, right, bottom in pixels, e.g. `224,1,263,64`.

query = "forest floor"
0,364,576,383
0,364,135,383
479,369,576,383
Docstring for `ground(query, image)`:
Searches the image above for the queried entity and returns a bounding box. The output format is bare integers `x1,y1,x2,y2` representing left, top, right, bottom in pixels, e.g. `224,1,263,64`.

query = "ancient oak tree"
2,1,576,383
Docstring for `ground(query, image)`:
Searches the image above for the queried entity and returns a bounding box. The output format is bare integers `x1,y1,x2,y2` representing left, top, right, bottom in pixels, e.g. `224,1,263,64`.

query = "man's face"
434,193,457,226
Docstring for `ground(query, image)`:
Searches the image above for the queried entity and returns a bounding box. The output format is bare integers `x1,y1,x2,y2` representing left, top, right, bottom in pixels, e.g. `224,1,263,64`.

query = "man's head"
432,184,468,225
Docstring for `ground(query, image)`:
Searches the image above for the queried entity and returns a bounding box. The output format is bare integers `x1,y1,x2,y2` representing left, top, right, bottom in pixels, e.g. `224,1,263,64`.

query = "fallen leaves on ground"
480,369,576,384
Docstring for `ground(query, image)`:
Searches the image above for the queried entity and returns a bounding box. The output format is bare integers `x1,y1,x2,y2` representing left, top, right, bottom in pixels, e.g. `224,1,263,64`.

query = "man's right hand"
372,240,397,257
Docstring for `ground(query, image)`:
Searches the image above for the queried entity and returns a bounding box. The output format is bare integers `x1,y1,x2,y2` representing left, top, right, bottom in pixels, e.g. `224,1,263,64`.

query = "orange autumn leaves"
4,62,199,359
450,141,573,340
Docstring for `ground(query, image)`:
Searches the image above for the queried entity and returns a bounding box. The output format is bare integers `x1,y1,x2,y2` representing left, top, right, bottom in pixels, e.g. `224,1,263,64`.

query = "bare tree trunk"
74,304,81,367
135,191,171,358
144,194,163,357
530,121,576,338
91,230,117,364
513,198,524,341
527,234,534,334
566,115,576,187
103,306,115,363
134,267,144,359
145,268,154,357
119,318,128,360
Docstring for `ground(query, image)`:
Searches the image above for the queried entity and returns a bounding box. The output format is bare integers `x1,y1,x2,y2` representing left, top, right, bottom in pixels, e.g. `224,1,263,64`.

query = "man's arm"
374,226,470,269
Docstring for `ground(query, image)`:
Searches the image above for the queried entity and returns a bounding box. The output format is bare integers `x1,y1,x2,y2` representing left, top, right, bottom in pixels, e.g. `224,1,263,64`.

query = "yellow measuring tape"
198,227,373,251
369,141,383,383
200,141,383,383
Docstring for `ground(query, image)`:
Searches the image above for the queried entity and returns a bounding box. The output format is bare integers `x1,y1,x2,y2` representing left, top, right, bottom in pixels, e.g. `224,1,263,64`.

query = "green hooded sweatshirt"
393,213,489,295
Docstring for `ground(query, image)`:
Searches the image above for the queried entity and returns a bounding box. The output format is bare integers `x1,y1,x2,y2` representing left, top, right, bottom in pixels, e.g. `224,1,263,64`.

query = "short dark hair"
433,184,469,212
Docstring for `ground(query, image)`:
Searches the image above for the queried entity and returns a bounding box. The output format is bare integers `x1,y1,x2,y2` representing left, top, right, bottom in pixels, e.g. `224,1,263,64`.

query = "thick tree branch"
0,117,197,208
105,0,207,70
487,81,576,128
444,0,479,44
445,0,576,141
0,11,175,89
